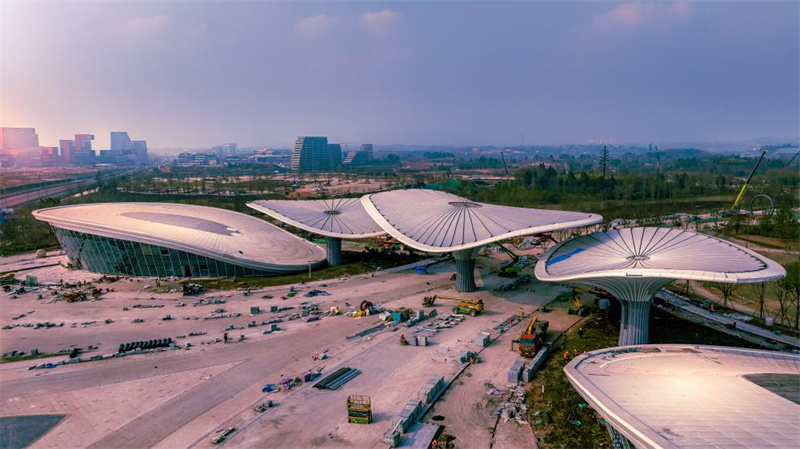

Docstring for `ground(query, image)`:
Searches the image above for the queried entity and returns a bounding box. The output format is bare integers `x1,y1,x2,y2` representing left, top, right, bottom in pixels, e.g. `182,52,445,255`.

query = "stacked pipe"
117,338,172,353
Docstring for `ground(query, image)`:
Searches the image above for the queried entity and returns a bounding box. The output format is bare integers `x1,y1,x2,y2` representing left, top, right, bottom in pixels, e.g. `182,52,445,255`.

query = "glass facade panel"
51,227,271,278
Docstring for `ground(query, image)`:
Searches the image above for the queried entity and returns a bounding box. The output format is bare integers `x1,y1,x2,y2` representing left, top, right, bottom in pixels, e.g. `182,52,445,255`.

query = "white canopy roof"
247,198,385,239
566,344,800,449
535,227,786,284
33,203,326,272
361,189,602,253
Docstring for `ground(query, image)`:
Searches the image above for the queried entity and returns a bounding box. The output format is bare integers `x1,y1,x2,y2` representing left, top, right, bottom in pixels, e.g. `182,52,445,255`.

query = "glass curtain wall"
53,227,270,277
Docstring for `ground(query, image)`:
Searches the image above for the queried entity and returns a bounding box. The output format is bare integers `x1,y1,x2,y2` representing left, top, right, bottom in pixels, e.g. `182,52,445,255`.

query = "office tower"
343,143,373,166
0,127,39,151
110,131,132,150
72,134,96,165
292,136,329,172
328,143,342,168
59,140,76,165
212,143,238,158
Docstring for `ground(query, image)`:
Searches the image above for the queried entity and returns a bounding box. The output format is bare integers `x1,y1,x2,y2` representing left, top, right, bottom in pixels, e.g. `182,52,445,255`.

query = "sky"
1,1,798,150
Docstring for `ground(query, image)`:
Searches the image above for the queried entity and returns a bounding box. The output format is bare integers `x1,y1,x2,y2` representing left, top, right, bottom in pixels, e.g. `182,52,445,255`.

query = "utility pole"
601,145,610,200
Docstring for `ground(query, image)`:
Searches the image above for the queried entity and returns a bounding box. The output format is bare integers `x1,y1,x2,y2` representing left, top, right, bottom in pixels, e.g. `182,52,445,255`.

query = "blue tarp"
546,248,585,266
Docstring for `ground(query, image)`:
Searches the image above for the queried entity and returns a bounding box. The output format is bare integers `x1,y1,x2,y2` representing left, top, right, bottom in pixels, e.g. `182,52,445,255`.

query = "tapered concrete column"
586,277,671,346
453,248,479,292
619,300,651,346
325,236,342,266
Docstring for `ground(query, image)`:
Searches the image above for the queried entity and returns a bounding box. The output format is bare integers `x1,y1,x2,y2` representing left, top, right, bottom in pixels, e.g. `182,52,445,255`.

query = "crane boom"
732,149,768,211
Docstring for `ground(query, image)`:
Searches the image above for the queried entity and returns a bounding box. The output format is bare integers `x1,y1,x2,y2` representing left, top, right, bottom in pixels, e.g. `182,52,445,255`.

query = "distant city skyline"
2,1,797,149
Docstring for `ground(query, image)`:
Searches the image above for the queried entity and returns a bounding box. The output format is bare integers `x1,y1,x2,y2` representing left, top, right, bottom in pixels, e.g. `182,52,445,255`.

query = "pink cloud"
123,15,169,34
294,14,342,37
360,9,400,35
592,2,694,31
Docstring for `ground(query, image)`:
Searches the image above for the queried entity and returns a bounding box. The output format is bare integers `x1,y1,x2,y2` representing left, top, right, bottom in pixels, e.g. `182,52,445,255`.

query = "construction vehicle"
211,427,236,445
511,317,549,358
399,333,409,346
732,148,768,212
422,295,437,307
254,400,275,412
438,296,484,317
495,243,522,277
347,395,372,424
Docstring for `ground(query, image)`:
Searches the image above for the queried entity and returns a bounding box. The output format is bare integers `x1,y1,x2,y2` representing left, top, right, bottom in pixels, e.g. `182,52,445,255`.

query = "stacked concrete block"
529,344,550,374
383,429,401,447
428,309,437,318
507,359,525,383
476,331,491,347
418,375,446,405
418,335,428,346
416,310,425,321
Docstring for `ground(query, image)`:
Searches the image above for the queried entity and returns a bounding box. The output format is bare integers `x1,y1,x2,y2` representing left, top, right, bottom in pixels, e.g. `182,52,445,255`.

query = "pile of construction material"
192,298,225,306
495,274,533,293
475,331,491,347
493,315,522,334
384,375,446,446
314,367,362,390
523,344,550,382
3,321,64,330
507,359,525,383
347,395,373,424
494,385,528,426
118,338,173,353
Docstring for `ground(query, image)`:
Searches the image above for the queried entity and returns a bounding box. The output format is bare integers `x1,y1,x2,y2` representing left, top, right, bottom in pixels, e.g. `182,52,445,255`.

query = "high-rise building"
291,137,344,172
344,143,373,166
0,127,39,151
110,131,132,150
328,143,342,168
292,136,328,171
72,134,96,165
99,132,148,165
59,140,76,165
212,143,238,158
0,127,59,167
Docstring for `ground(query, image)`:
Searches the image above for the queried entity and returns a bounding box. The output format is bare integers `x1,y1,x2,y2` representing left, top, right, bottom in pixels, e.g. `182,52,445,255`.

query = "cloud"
186,24,207,38
294,14,342,37
123,15,169,34
592,2,694,31
360,10,400,35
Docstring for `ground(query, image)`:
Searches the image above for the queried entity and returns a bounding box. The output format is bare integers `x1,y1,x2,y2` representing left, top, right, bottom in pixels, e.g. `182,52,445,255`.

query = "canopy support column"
619,300,651,346
325,236,342,266
453,248,479,292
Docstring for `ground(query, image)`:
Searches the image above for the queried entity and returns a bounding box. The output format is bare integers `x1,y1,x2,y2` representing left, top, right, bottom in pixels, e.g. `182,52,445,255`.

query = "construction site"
1,191,795,449
0,238,588,449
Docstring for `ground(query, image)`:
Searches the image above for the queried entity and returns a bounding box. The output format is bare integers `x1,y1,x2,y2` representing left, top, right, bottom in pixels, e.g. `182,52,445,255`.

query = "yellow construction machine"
437,296,485,317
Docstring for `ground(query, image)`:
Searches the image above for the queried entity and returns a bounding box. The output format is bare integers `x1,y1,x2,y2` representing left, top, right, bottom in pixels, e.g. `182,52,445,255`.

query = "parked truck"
512,317,549,358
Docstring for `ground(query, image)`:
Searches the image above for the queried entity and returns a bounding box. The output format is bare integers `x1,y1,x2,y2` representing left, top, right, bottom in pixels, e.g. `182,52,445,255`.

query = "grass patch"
192,251,424,291
528,313,618,449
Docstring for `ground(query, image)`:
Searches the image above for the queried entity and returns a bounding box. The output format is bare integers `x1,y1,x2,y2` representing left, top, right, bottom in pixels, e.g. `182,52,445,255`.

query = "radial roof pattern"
361,189,602,253
247,198,385,239
536,227,785,284
566,344,800,449
33,203,326,271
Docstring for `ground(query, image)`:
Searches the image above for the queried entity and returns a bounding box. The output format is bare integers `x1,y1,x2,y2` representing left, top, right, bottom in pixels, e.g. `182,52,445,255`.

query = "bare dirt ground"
1,248,558,449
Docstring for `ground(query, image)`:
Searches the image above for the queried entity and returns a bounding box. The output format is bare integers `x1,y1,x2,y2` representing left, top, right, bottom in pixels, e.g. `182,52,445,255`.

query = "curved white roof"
247,198,385,239
565,344,800,449
535,227,786,284
361,189,602,253
33,203,326,273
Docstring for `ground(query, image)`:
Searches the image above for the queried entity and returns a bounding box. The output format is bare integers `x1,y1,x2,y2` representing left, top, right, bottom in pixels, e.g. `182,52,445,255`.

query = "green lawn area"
192,251,424,291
